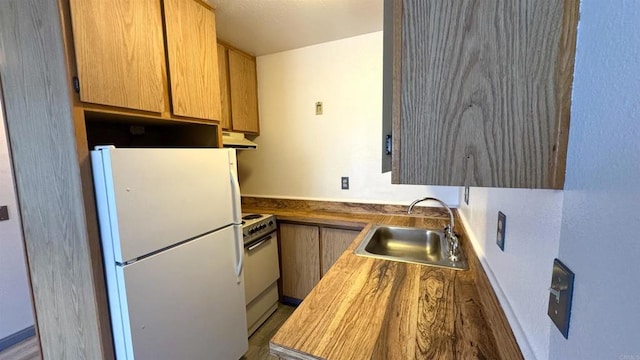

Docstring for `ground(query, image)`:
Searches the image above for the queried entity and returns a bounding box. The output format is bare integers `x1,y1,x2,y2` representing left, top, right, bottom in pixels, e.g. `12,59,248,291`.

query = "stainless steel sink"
354,225,468,270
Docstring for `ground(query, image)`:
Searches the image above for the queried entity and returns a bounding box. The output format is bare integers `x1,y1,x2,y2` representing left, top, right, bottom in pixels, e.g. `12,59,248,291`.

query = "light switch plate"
0,205,8,221
548,259,575,339
496,211,506,251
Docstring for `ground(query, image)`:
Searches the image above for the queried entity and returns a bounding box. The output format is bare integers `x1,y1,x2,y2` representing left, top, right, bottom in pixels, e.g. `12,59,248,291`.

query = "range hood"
222,132,257,150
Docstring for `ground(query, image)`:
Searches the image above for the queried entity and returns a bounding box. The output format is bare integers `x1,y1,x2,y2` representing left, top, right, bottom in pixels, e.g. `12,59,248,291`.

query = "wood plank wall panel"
164,0,222,121
279,224,320,299
0,0,107,358
68,0,165,113
396,0,577,189
228,49,259,133
320,228,360,276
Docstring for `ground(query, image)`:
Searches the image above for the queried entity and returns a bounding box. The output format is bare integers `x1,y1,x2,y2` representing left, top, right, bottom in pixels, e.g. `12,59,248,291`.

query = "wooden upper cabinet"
68,0,165,113
228,49,260,133
384,0,579,189
217,44,232,130
163,0,222,121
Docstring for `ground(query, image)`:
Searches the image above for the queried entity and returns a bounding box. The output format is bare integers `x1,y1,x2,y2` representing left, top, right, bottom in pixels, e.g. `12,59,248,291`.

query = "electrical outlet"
464,186,470,205
315,101,323,115
496,211,506,251
548,259,575,339
341,177,349,190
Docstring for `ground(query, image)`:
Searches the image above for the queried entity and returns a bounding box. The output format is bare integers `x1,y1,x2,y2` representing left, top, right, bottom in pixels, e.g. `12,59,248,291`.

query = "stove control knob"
269,221,274,226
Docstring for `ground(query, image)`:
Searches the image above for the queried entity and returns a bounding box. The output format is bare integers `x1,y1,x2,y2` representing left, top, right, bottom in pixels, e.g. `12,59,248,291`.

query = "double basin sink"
354,225,468,270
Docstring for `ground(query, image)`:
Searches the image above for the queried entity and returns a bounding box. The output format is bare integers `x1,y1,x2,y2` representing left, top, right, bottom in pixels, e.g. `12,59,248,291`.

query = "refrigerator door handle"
234,225,244,282
229,167,244,282
229,168,242,224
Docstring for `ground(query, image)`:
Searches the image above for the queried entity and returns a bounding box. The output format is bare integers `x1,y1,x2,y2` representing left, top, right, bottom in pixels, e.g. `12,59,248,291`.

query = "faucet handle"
444,224,456,237
445,229,460,262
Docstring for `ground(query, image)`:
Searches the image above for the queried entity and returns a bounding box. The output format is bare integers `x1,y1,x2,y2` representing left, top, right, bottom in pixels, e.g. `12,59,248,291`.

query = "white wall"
238,32,458,206
549,0,640,358
0,93,34,340
457,188,564,360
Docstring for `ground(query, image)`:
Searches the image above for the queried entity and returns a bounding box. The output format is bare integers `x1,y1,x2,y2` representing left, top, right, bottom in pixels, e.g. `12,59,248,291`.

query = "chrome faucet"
407,197,460,262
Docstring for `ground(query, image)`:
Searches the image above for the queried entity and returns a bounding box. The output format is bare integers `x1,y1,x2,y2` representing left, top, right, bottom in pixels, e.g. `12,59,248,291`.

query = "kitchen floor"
242,304,296,360
0,336,40,360
0,304,295,360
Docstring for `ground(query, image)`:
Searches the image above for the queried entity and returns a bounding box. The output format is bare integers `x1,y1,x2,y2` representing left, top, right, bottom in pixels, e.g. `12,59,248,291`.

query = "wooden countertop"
242,197,522,360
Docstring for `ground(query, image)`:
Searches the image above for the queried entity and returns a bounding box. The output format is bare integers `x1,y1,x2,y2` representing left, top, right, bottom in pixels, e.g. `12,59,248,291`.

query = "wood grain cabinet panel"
279,223,320,300
68,0,165,113
164,0,222,121
279,223,361,301
384,0,579,189
217,43,232,130
320,228,359,276
228,49,260,133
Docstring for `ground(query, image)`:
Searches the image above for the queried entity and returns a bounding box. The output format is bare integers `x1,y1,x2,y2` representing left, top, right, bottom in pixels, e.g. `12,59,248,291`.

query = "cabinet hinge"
385,134,392,155
72,76,80,93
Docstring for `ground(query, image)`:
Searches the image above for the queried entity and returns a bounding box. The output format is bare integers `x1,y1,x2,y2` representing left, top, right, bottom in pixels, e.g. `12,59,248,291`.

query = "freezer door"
114,226,248,359
92,147,237,262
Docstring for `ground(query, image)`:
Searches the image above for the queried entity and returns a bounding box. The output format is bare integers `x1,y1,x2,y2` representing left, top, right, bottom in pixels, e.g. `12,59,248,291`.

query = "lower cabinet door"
320,227,360,276
279,223,320,300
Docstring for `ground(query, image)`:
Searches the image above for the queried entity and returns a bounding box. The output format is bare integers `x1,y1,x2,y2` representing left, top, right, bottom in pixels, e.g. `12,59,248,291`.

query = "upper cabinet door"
385,0,579,189
228,49,259,133
163,0,222,121
69,0,165,113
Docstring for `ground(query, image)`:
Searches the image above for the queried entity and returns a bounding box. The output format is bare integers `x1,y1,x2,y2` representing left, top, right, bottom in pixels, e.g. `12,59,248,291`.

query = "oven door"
243,232,280,304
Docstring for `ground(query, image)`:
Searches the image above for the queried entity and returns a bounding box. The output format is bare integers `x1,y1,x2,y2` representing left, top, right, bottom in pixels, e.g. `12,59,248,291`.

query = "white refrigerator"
91,146,248,360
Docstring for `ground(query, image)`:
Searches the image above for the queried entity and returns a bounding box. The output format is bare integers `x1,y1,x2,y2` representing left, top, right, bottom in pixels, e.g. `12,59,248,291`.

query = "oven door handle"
245,235,273,252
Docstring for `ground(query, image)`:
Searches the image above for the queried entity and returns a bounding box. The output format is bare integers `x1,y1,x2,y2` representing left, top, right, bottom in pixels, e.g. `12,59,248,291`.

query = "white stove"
240,213,280,336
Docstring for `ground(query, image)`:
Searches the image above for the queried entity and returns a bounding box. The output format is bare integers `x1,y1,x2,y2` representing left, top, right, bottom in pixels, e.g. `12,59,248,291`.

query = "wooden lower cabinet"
280,223,320,300
320,227,360,276
279,222,360,301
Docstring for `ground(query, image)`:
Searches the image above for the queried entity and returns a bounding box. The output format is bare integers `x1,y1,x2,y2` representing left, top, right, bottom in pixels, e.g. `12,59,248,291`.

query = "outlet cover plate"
496,211,506,251
548,259,575,339
341,176,349,190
